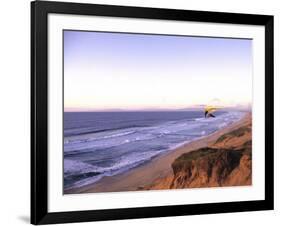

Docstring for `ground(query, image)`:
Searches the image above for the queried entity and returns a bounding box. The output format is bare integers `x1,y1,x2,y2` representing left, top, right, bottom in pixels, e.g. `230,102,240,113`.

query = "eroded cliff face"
170,122,252,189
147,121,252,190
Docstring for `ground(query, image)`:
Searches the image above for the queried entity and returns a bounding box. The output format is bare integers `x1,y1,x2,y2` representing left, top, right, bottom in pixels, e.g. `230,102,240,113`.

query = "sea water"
64,111,244,190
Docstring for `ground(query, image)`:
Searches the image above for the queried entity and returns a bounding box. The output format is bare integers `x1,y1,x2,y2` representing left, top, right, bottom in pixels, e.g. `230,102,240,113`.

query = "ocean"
63,110,245,191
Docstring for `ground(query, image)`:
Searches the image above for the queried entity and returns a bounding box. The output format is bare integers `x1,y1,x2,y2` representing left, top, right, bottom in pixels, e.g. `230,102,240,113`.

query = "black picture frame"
31,1,274,224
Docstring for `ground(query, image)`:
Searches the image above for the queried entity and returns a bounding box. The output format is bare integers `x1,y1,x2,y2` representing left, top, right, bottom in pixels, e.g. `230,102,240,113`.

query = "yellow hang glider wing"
205,106,218,113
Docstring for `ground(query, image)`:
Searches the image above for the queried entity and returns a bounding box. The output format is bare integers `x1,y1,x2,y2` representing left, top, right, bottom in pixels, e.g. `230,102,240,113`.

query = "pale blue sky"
64,30,252,111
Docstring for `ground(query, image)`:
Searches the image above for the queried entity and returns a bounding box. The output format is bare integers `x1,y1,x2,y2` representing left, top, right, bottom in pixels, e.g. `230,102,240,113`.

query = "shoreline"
65,113,251,194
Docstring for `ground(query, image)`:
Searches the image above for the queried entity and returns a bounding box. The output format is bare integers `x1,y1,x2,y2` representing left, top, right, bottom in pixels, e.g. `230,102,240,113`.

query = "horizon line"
64,105,251,113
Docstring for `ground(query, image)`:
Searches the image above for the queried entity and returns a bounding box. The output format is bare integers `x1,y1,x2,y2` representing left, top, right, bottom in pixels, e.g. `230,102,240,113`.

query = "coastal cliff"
148,119,252,190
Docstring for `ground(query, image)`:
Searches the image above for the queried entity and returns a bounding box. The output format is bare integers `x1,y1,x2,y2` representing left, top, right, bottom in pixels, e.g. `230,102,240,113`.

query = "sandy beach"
65,112,251,194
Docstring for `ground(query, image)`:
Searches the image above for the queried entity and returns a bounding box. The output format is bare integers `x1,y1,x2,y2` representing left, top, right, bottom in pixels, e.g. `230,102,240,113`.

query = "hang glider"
204,106,218,118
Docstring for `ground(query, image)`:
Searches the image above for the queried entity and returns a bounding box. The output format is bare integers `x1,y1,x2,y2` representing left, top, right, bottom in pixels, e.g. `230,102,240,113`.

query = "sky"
64,30,252,111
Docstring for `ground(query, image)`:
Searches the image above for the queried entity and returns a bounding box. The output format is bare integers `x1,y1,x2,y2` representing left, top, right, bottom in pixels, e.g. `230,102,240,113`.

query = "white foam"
64,159,101,175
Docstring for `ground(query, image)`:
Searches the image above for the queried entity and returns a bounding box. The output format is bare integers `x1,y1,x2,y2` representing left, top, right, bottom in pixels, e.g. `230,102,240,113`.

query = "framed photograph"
31,1,274,224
